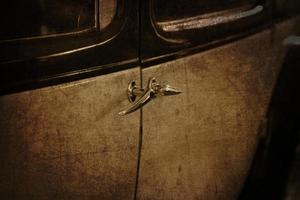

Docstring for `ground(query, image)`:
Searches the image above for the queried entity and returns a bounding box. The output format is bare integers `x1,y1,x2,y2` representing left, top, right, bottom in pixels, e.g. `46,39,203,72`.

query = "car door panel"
137,16,300,200
0,68,140,200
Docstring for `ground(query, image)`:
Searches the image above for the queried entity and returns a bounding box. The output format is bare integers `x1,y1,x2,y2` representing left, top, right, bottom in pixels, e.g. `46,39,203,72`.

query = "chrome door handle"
118,77,182,115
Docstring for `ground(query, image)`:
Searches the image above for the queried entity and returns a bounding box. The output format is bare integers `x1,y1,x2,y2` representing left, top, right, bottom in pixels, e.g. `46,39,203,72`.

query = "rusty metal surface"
137,17,300,200
0,68,140,200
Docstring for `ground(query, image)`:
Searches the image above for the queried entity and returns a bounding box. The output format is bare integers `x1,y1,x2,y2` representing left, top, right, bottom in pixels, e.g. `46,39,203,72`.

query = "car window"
1,1,95,40
0,0,139,95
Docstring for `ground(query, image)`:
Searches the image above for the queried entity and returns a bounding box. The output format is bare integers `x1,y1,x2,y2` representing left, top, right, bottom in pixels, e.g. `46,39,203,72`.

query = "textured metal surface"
0,68,140,200
137,18,300,200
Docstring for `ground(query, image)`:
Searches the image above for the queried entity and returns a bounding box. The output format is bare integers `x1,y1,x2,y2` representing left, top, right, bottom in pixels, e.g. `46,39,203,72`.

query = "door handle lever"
118,77,181,115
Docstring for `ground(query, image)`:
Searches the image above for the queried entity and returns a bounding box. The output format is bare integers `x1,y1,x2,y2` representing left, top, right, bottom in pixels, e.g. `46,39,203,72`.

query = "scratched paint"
0,14,299,200
0,68,140,200
137,17,300,200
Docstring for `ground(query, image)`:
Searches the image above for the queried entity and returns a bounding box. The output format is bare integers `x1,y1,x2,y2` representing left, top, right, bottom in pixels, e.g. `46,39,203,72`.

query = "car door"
134,0,300,199
1,0,299,200
0,0,141,199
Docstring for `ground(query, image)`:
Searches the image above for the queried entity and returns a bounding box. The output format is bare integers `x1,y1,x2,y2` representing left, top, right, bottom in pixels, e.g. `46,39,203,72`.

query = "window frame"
0,0,139,95
140,0,272,66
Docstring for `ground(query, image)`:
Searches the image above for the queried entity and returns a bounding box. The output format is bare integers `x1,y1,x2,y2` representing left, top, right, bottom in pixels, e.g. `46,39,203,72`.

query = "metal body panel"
0,68,140,200
0,0,299,199
137,18,299,200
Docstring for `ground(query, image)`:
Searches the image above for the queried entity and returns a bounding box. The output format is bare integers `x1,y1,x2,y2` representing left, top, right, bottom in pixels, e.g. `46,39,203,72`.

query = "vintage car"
0,0,299,199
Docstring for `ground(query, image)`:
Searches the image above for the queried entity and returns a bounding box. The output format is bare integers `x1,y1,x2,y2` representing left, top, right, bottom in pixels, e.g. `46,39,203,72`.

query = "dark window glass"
0,0,95,40
153,0,258,21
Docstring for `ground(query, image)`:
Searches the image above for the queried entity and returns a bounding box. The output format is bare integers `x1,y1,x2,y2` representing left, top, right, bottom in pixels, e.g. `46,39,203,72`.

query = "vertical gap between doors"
134,0,143,199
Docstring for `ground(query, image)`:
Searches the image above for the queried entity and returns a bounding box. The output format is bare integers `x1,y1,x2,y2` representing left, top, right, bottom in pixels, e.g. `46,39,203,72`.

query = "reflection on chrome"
157,5,264,32
119,77,182,115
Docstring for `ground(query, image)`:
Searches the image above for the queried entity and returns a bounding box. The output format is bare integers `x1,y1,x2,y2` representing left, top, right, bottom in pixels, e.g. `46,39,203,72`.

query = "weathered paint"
137,17,300,200
0,14,299,200
0,68,140,200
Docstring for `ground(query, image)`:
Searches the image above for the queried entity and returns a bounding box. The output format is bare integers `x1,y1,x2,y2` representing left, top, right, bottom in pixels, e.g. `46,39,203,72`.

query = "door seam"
134,0,143,199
